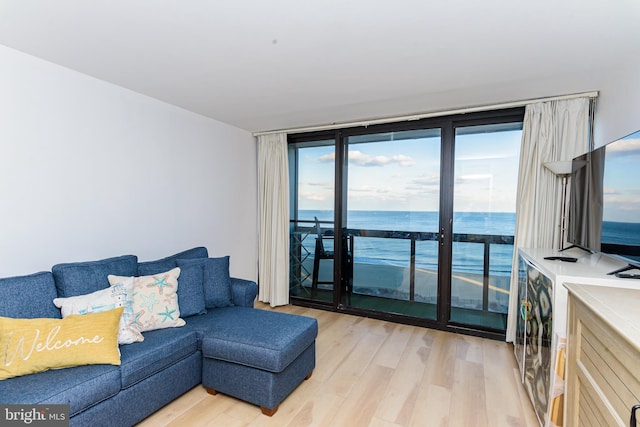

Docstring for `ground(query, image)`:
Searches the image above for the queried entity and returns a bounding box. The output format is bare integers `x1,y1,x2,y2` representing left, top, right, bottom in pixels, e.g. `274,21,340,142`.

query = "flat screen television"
567,129,640,274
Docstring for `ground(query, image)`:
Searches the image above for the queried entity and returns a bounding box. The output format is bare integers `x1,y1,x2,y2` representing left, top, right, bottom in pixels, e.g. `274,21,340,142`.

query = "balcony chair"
311,217,353,304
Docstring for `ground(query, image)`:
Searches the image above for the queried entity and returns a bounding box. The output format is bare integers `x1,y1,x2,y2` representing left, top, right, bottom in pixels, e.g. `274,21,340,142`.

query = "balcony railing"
290,220,514,315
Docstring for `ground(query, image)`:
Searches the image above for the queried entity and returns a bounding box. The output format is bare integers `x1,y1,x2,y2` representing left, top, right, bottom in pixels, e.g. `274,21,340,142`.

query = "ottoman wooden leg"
261,405,279,416
204,386,218,395
305,371,313,380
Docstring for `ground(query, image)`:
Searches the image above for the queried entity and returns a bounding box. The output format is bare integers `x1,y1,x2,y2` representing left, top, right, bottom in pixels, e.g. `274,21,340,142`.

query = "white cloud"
410,174,440,186
349,185,376,193
317,151,415,167
305,181,333,189
391,154,416,167
349,151,386,166
300,190,330,201
603,187,619,195
317,153,334,163
348,185,408,202
607,137,640,153
456,174,493,182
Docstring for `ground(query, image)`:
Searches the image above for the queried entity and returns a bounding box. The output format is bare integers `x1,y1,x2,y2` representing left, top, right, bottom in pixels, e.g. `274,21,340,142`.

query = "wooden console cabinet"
565,284,640,427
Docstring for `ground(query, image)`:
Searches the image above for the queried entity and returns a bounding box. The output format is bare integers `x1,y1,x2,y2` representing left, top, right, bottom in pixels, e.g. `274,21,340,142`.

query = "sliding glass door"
343,129,441,319
449,123,522,330
288,109,524,338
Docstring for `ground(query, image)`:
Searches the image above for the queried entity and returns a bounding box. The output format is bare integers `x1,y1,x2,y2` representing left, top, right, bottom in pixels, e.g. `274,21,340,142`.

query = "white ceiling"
1,1,639,132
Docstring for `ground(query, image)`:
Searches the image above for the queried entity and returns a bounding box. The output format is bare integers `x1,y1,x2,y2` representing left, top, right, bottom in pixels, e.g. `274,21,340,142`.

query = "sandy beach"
299,258,510,312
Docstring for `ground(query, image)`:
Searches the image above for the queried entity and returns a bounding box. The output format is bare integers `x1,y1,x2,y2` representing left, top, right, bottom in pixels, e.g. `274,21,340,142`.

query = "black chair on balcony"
311,217,353,304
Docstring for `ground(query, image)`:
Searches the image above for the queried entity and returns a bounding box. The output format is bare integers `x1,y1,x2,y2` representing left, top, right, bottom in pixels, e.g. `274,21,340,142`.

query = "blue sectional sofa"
0,247,317,426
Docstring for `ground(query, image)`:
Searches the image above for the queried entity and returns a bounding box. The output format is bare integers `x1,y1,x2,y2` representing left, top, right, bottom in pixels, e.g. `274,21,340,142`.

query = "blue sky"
602,131,640,223
297,129,522,213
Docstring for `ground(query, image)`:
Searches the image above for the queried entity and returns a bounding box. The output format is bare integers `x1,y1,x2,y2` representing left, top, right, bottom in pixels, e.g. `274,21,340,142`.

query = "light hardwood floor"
137,303,538,427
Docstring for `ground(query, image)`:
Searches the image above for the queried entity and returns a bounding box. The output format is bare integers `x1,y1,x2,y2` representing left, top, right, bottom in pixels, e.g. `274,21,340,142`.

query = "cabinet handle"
520,300,531,321
631,404,640,427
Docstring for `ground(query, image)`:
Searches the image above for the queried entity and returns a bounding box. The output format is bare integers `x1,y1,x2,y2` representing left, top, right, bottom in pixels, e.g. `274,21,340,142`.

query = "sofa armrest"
230,278,258,307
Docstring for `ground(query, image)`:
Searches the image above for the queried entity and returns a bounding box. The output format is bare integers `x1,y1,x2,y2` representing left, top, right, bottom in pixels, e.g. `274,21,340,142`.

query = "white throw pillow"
53,277,144,345
108,267,185,332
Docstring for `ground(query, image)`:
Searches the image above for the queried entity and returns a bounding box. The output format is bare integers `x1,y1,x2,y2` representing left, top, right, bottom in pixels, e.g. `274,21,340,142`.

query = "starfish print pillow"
108,267,185,332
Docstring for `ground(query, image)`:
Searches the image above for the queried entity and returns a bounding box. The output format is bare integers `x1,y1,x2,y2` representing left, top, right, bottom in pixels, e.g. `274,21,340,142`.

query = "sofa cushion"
200,307,318,373
53,278,144,345
181,310,220,348
108,268,185,332
177,256,233,308
173,262,207,317
0,272,60,319
0,363,121,418
137,247,209,275
118,328,199,389
52,255,138,298
138,260,207,318
0,308,123,380
137,247,208,317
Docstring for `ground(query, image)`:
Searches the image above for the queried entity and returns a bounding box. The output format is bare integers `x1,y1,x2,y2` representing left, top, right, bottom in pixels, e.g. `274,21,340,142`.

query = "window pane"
346,129,441,319
289,141,335,302
450,123,522,329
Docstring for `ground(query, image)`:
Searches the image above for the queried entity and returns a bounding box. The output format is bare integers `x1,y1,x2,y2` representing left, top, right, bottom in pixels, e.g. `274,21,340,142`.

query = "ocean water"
600,221,640,264
298,209,516,277
602,221,640,246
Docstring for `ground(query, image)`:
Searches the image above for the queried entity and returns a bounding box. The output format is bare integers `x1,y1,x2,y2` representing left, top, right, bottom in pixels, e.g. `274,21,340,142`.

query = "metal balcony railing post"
483,239,490,312
410,234,416,302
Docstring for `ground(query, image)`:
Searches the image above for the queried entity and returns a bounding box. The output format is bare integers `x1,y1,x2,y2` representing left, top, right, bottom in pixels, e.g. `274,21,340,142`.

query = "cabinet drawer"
575,360,624,426
571,297,640,426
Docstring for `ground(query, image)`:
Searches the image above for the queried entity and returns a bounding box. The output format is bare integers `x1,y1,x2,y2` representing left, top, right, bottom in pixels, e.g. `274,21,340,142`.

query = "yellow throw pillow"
0,307,123,380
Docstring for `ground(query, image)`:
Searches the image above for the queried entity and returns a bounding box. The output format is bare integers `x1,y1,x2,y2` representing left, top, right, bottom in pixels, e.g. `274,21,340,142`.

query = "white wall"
0,45,258,280
488,60,640,148
591,60,640,147
450,61,640,147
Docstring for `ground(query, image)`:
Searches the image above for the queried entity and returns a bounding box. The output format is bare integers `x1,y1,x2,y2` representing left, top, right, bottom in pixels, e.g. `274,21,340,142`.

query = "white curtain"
257,133,290,307
505,98,592,342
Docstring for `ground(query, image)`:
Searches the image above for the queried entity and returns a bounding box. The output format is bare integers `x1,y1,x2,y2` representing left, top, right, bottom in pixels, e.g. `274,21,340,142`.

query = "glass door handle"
631,404,640,427
520,300,531,321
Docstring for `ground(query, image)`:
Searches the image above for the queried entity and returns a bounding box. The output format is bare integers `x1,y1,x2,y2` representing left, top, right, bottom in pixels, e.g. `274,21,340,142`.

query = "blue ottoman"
201,307,318,416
